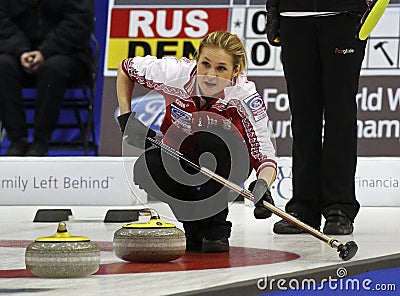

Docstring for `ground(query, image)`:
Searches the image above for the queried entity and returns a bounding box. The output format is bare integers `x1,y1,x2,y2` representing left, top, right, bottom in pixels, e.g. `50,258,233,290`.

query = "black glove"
249,178,274,219
117,111,156,149
266,6,281,47
117,112,131,133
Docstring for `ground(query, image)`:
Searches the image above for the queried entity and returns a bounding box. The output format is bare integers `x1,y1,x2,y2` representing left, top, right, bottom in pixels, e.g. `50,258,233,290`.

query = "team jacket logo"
244,94,267,122
171,103,192,130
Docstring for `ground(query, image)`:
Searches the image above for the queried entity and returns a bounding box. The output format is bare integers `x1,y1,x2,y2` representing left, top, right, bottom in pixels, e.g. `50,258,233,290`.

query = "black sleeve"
0,0,31,57
38,0,94,58
266,0,280,10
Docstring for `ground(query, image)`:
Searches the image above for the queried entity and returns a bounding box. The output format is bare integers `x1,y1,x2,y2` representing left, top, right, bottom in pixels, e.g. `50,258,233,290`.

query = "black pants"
0,54,89,142
133,132,250,241
280,13,366,227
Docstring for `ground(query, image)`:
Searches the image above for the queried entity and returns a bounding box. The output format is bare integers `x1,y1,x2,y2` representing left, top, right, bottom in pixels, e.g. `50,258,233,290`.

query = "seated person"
0,0,94,156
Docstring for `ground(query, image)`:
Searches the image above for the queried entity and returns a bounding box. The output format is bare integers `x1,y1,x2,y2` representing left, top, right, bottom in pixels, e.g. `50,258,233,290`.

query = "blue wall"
93,0,109,151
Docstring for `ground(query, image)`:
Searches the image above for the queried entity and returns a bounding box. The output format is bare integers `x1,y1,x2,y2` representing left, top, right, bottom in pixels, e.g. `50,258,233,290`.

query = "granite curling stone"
25,222,100,278
113,208,186,262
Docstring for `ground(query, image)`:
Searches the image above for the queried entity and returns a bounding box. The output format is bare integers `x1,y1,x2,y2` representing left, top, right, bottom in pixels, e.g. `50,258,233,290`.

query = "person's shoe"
185,238,202,252
6,139,28,156
273,212,305,234
323,209,354,235
201,237,229,252
26,140,49,156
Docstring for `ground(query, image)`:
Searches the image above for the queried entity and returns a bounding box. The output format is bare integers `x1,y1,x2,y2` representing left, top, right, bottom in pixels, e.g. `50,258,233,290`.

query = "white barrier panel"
355,158,400,206
253,157,400,207
0,157,146,206
0,157,399,206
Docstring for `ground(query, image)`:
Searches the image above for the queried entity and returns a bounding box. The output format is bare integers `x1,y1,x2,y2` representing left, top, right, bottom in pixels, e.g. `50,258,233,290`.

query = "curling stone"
113,208,186,262
25,222,100,278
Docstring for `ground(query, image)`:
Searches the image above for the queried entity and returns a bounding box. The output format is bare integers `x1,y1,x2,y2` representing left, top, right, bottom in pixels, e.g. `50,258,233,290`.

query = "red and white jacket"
121,55,277,176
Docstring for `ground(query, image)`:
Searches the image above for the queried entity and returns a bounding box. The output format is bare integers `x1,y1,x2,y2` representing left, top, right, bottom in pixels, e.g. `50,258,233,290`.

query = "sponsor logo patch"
171,103,192,129
244,94,267,121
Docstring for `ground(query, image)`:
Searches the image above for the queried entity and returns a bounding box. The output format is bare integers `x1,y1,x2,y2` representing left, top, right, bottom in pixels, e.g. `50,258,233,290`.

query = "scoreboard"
104,1,400,76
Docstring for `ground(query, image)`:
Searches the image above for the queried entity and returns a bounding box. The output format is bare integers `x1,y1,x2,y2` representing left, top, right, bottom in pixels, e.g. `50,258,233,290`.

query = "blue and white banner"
1,157,398,206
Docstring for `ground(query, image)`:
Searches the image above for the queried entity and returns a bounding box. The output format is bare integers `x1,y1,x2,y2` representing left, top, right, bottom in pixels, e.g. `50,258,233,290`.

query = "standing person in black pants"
0,0,94,156
266,0,367,235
